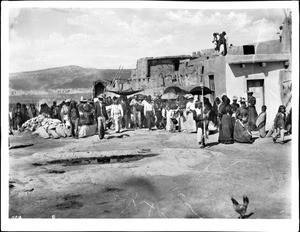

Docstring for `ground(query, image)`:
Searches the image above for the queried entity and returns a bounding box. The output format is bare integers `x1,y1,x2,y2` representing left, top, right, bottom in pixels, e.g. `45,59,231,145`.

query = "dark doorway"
247,79,264,112
208,75,215,103
243,45,255,55
174,61,180,71
93,82,105,98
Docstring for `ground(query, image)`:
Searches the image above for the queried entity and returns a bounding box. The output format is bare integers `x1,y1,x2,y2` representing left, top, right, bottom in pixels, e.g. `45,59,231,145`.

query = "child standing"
272,105,286,144
255,105,267,138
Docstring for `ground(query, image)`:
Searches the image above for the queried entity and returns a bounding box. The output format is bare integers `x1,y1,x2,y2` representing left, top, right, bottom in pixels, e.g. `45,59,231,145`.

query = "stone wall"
149,63,175,78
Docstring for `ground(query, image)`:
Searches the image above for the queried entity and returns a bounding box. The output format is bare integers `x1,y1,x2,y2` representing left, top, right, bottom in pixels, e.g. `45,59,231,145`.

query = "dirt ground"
8,128,292,219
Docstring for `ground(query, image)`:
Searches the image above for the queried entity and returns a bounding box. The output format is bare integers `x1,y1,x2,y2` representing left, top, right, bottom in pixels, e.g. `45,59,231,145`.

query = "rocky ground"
8,128,292,219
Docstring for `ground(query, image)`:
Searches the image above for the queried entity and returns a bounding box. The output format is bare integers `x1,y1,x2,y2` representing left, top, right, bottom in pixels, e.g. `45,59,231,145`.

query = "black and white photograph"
1,1,299,231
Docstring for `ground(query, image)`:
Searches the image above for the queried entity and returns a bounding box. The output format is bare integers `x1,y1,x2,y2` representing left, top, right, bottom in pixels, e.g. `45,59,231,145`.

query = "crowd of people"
9,90,291,147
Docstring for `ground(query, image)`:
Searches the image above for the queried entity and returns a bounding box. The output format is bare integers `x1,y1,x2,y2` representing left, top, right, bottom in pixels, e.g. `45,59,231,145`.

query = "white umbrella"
161,92,178,100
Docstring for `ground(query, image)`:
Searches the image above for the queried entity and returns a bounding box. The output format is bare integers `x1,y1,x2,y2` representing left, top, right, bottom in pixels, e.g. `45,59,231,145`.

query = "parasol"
184,85,214,95
107,88,144,96
163,86,188,95
161,92,178,100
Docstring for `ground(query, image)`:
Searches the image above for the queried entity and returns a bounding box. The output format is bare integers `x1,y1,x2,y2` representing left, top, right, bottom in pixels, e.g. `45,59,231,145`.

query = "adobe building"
129,13,292,130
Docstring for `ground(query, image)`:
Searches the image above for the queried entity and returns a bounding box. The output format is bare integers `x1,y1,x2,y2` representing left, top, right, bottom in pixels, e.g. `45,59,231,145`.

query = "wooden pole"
201,86,206,145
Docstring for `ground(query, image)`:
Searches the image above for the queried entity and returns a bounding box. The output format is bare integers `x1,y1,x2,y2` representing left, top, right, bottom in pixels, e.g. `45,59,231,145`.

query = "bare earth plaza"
1,1,299,231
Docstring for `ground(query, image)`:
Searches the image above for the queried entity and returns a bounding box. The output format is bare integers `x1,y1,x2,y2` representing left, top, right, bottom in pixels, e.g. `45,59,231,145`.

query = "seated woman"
233,109,253,143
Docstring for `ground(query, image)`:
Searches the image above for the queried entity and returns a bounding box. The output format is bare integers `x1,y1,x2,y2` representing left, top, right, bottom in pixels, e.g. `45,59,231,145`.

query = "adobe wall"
134,58,148,80
225,61,287,130
227,40,282,55
202,56,227,98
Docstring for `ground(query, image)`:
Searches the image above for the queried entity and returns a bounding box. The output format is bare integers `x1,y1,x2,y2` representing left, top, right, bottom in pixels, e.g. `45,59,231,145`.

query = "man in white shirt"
111,97,123,133
144,96,155,131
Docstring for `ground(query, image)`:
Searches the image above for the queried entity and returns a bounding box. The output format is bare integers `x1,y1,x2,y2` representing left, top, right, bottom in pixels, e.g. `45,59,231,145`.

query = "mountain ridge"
9,65,133,91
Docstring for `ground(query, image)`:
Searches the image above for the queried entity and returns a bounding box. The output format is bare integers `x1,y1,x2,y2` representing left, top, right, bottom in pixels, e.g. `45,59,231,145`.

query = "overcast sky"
9,6,288,73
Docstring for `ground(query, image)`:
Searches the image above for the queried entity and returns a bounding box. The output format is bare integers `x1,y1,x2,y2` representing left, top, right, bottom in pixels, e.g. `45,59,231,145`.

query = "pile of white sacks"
22,115,97,139
22,115,71,139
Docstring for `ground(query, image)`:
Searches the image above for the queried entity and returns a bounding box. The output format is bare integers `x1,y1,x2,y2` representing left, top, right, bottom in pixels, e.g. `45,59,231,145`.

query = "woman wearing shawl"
218,95,234,144
247,91,258,131
233,103,253,143
255,105,267,138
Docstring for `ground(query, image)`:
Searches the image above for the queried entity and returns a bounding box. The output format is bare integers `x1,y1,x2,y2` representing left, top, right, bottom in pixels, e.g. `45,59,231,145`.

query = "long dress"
234,119,253,143
218,114,234,144
166,109,174,131
247,96,258,131
186,101,196,132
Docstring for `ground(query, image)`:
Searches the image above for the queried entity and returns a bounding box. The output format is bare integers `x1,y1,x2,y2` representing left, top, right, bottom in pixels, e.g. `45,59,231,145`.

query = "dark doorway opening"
208,75,215,102
174,61,180,71
243,45,255,55
93,82,105,98
247,79,264,114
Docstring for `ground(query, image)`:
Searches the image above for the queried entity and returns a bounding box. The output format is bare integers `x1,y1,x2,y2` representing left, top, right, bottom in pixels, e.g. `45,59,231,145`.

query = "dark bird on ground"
231,195,250,219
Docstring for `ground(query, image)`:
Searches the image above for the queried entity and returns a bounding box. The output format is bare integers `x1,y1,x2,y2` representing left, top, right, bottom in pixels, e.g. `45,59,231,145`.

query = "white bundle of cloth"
22,116,71,139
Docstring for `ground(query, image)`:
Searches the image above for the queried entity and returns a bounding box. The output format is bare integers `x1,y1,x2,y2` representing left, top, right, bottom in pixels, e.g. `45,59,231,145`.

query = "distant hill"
9,65,132,91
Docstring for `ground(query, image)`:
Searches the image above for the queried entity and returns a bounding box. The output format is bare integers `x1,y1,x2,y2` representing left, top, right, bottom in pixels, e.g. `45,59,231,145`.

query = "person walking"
94,94,109,139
